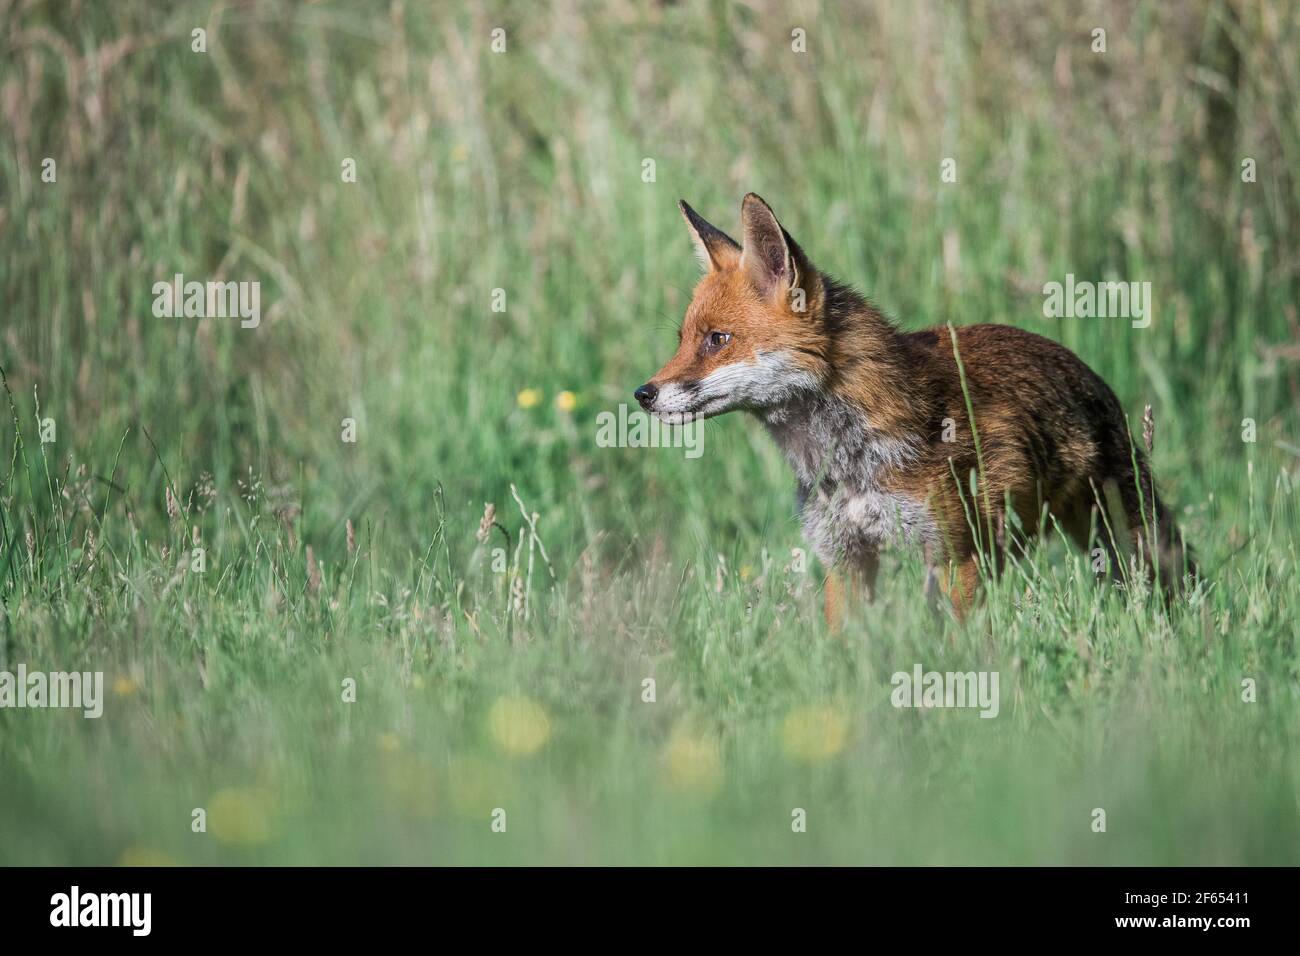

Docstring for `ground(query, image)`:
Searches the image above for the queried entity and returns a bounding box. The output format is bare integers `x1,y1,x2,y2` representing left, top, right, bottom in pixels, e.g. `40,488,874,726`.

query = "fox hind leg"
1121,480,1198,598
1062,475,1197,599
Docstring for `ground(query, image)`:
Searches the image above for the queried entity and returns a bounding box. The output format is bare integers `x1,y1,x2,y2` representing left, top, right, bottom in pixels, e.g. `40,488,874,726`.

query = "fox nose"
634,383,658,409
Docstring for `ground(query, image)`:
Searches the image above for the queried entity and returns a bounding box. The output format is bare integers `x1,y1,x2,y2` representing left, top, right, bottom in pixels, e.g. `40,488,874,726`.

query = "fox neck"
759,277,928,489
762,392,917,497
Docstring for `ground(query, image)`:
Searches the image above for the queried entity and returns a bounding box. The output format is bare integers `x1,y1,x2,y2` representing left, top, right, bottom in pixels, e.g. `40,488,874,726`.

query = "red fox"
636,194,1195,626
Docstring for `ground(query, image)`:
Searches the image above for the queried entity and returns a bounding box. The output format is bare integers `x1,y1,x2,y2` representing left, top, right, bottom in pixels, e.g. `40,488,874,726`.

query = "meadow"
1,0,1297,865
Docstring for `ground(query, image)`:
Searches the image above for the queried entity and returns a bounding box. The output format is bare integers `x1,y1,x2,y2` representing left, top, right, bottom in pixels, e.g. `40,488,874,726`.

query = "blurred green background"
0,0,1297,864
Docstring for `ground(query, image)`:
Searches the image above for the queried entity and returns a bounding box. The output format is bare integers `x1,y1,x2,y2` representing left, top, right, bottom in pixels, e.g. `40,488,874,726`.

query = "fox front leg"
939,555,982,622
823,552,880,634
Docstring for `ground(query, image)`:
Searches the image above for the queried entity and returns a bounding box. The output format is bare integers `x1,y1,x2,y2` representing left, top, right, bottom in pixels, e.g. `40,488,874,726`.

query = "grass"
0,0,1297,865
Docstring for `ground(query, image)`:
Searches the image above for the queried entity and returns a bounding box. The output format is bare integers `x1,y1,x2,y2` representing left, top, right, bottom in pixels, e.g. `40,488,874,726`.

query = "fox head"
635,194,832,422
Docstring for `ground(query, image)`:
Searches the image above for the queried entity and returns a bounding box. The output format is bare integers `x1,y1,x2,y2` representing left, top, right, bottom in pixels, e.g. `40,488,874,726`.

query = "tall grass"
0,0,1297,864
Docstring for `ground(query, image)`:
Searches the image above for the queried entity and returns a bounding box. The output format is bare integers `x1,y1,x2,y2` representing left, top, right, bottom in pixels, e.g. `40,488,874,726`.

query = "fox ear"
679,200,740,273
740,193,801,300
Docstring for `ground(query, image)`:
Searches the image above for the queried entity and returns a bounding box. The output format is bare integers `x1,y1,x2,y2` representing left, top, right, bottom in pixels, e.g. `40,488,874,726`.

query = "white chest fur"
763,395,938,563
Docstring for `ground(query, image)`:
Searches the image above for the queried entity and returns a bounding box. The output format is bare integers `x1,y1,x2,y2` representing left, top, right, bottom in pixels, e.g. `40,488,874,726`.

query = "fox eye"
707,331,732,350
